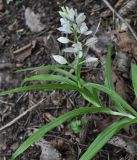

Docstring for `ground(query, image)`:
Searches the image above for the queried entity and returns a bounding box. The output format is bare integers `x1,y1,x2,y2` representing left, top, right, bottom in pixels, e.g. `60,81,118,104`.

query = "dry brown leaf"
43,112,55,122
115,31,137,61
102,0,125,17
109,136,137,156
119,0,137,16
13,40,36,61
113,72,131,102
50,139,77,160
43,34,60,54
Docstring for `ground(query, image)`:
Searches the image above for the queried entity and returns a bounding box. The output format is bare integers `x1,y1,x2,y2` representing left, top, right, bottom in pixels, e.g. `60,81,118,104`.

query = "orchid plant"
53,6,98,86
0,7,137,160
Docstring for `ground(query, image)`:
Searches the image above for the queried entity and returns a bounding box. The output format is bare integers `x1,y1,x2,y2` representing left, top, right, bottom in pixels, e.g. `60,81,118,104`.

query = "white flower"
76,13,86,24
57,37,70,44
59,7,76,21
68,8,76,21
72,42,82,52
72,42,84,58
60,18,70,26
85,57,98,63
85,37,98,47
57,24,72,34
63,42,83,58
77,23,92,35
52,55,68,64
79,22,88,34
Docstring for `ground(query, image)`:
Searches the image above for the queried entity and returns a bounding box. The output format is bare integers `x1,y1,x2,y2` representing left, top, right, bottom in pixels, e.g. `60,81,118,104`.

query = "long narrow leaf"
84,83,137,116
16,65,76,82
16,64,70,72
0,84,80,96
12,107,130,160
23,74,77,86
105,44,125,113
80,117,137,160
131,63,137,97
80,88,101,108
17,64,101,106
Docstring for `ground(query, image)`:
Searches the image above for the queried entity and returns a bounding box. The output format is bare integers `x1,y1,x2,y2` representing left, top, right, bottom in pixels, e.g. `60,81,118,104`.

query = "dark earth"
0,0,137,159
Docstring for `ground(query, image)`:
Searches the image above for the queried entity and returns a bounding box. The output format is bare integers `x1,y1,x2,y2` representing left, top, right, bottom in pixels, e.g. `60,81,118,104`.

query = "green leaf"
16,65,76,82
23,74,77,86
71,120,81,133
12,107,128,160
17,64,101,106
16,64,69,72
0,84,80,96
80,117,137,160
84,83,137,116
80,88,102,108
131,63,137,97
105,44,124,114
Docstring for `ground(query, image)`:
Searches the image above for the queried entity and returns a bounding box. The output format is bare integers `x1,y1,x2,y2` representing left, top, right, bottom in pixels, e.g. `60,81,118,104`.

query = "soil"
0,0,137,160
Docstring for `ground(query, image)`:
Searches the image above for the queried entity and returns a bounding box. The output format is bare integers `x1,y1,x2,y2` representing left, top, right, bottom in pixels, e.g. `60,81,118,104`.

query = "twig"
0,98,46,132
102,0,137,41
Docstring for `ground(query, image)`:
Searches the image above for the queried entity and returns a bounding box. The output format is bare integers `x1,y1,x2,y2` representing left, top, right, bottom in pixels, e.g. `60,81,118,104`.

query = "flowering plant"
0,7,137,160
54,7,97,60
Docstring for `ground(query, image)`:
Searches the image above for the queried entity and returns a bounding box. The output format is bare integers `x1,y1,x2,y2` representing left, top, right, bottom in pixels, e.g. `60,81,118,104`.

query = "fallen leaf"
113,52,131,78
43,34,60,54
50,139,77,160
13,40,36,61
115,31,137,61
109,136,137,155
25,7,45,33
27,127,61,160
113,72,131,102
119,0,137,16
37,140,61,160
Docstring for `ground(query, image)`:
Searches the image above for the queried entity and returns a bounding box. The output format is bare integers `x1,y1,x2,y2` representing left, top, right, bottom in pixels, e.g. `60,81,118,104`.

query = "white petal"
85,37,98,47
68,8,76,21
84,30,92,35
59,11,67,18
60,18,69,26
80,23,88,34
72,42,82,52
57,37,70,44
57,25,72,34
85,57,98,63
63,47,74,53
76,13,86,24
52,55,67,64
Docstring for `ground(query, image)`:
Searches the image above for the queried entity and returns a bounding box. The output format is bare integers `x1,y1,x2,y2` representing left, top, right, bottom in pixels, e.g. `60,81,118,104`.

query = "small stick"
0,98,46,132
102,0,137,41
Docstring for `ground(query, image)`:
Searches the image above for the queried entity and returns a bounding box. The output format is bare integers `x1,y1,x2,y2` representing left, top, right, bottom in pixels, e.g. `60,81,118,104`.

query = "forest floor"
0,0,137,159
